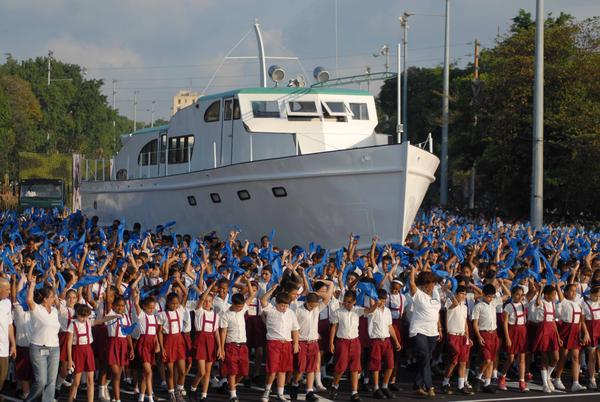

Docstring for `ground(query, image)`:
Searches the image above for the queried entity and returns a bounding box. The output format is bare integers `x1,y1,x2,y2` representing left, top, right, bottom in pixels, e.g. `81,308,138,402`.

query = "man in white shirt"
0,278,16,395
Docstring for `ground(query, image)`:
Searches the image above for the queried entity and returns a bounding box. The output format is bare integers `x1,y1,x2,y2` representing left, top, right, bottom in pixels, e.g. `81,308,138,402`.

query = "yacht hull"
81,143,439,248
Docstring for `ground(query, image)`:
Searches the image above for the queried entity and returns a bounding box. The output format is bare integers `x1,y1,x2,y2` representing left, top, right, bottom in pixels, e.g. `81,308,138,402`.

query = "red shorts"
480,331,499,361
266,340,293,374
358,316,371,348
222,343,249,377
447,334,471,365
194,331,217,362
369,338,394,371
107,337,129,367
245,315,267,349
92,325,109,366
73,344,96,373
136,334,157,364
532,321,560,352
294,341,319,373
16,346,33,381
163,333,186,363
318,319,330,351
507,324,528,355
334,338,361,374
558,322,581,350
59,331,69,362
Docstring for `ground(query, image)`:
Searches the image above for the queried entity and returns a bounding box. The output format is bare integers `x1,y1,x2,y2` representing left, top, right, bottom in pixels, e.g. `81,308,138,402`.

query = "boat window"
287,101,319,116
224,99,233,121
159,132,167,163
187,195,197,206
324,102,347,114
272,187,287,198
167,134,195,164
210,193,221,203
138,139,158,166
349,102,369,120
116,169,127,180
204,101,220,122
237,190,251,201
252,101,280,118
233,99,241,120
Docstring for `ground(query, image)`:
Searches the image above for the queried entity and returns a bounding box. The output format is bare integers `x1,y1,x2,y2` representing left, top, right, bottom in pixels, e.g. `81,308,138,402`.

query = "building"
172,90,201,115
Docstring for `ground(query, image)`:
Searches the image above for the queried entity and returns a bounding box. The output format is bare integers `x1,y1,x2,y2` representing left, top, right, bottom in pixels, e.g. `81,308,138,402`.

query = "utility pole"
400,13,412,142
531,0,544,229
440,0,451,205
133,90,139,132
474,39,480,79
469,39,480,209
151,100,155,127
47,50,53,85
396,41,403,144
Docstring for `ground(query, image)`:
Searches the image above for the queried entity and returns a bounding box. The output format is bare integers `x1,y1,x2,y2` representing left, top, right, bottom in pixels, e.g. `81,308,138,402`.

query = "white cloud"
44,35,143,69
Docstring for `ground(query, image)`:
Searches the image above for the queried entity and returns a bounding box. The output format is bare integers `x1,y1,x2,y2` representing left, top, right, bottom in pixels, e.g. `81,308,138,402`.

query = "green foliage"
376,13,600,219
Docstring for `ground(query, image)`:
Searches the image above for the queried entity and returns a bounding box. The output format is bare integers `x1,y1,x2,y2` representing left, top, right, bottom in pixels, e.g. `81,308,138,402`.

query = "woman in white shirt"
408,269,442,397
24,281,61,402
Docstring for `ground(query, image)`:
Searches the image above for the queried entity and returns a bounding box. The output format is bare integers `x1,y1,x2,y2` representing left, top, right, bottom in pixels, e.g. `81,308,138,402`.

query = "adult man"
0,278,17,401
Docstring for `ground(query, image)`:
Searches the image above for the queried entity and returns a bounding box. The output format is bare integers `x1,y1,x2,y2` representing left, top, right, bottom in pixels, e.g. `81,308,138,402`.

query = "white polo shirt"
12,303,30,348
194,308,219,333
367,306,392,339
557,299,582,324
472,298,500,331
293,303,322,341
262,303,300,341
529,299,556,323
219,305,248,343
409,288,441,337
0,299,12,356
583,300,600,320
445,301,468,335
330,306,365,339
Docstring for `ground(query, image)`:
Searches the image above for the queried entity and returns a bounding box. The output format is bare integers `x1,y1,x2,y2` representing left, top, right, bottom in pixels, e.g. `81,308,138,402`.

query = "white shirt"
409,289,441,337
367,306,392,339
446,301,468,335
583,299,600,321
213,296,231,315
293,303,322,341
28,305,61,347
12,303,30,348
246,297,261,316
67,319,94,345
182,308,192,333
157,307,186,334
319,298,339,320
105,311,132,338
472,298,500,331
58,301,74,332
0,299,12,356
262,303,300,341
387,293,405,320
194,308,219,333
557,299,582,324
219,305,248,343
530,299,556,323
503,302,527,325
330,306,365,339
136,311,158,336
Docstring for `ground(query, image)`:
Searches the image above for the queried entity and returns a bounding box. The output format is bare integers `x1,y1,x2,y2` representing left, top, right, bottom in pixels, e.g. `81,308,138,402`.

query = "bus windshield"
20,183,63,199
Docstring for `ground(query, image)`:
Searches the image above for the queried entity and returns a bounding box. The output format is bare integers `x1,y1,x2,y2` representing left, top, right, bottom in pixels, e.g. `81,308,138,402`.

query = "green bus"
19,178,66,211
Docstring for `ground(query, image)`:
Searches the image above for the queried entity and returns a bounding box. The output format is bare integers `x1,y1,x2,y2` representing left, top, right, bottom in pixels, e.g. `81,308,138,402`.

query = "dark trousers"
412,333,437,390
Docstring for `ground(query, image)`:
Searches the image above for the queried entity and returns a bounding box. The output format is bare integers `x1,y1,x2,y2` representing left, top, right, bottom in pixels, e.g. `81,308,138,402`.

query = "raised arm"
260,284,277,308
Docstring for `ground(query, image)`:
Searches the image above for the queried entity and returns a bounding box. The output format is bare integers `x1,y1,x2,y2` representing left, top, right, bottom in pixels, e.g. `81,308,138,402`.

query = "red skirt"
294,340,319,373
496,313,505,338
532,321,560,352
245,315,267,349
93,325,109,366
334,337,361,374
527,321,538,350
59,331,69,362
73,344,96,373
558,322,581,350
391,318,404,348
318,318,330,351
587,320,600,347
163,333,186,363
107,337,130,367
358,316,371,348
507,324,528,355
16,346,34,381
183,332,193,364
136,334,157,364
266,340,293,374
222,343,249,377
193,331,217,362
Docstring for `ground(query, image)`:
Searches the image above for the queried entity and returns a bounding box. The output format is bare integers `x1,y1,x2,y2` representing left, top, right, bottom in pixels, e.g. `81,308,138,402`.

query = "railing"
415,133,434,153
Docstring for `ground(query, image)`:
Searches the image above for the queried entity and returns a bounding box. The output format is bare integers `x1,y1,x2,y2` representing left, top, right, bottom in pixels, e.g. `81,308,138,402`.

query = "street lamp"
399,12,413,142
440,0,451,205
531,0,544,229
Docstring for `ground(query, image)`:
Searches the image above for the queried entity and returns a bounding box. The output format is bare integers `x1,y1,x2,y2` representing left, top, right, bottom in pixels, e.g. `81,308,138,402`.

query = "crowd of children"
0,207,598,402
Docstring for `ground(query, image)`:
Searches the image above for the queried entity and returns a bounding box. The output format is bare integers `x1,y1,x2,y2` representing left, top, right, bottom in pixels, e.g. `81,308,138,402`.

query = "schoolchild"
132,289,160,402
582,285,600,389
106,295,135,402
499,286,530,392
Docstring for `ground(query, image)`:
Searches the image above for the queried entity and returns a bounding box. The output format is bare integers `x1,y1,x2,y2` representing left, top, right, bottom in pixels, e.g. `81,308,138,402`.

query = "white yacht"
80,25,439,248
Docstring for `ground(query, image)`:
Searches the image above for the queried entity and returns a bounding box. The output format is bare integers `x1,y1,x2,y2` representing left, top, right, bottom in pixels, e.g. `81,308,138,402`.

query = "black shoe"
442,384,453,395
471,378,482,392
483,385,497,394
373,388,387,399
381,388,395,398
328,386,339,400
459,387,475,395
361,382,373,392
290,385,299,401
229,397,239,402
388,383,402,392
305,391,319,401
350,394,362,402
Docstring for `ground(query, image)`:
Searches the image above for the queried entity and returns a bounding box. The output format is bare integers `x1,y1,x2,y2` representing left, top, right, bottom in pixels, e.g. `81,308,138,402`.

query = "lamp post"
133,90,139,132
440,0,451,205
399,12,413,142
531,0,544,229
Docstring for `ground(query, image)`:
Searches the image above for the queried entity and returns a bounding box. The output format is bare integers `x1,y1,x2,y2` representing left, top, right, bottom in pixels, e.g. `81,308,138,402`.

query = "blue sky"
1,0,598,122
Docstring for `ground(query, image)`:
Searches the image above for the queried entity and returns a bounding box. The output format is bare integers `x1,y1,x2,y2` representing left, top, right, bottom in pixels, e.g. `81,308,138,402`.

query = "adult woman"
408,269,442,396
25,277,61,402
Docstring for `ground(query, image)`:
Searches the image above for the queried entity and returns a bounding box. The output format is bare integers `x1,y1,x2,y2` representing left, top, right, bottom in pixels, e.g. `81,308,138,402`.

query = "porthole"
237,190,251,201
272,187,287,198
210,193,221,203
187,195,197,206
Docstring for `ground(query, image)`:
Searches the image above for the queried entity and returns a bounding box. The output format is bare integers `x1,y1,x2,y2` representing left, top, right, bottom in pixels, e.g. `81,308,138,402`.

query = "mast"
254,22,267,88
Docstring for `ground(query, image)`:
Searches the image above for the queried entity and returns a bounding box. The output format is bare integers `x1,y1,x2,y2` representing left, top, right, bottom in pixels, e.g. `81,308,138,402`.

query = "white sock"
315,373,323,386
458,378,465,389
443,377,450,386
573,381,580,385
541,369,548,386
148,396,154,402
230,390,237,397
351,390,358,395
265,383,272,392
190,386,197,392
477,372,483,380
168,389,175,395
548,366,555,378
307,388,313,393
493,369,498,378
382,383,388,389
277,387,284,396
484,378,491,386
176,384,184,391
201,393,207,398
